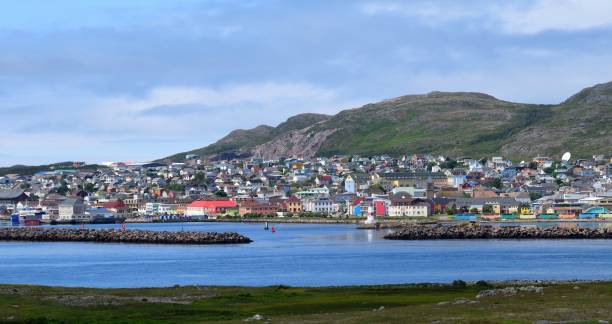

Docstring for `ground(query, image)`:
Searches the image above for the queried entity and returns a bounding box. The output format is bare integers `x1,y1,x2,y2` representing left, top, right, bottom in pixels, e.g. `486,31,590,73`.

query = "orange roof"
187,200,237,208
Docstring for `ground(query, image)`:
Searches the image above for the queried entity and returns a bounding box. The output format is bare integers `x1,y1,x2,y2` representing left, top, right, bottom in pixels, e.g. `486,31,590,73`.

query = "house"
303,197,334,215
239,200,278,216
379,172,447,188
344,173,370,193
58,198,87,221
102,199,129,218
388,193,429,217
286,196,303,214
315,175,332,187
185,200,238,219
0,189,28,213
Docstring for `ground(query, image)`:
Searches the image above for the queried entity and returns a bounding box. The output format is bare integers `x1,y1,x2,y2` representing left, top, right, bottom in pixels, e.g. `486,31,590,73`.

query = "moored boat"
453,213,477,221
519,214,536,220
538,213,559,220
481,214,500,220
501,213,519,220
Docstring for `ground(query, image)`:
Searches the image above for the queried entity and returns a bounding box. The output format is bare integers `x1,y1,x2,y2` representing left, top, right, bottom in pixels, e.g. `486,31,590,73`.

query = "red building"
186,200,238,218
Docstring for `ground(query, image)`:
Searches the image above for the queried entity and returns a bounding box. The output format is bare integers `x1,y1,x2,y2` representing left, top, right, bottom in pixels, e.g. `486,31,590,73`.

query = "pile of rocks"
0,228,252,244
476,286,544,298
384,223,612,240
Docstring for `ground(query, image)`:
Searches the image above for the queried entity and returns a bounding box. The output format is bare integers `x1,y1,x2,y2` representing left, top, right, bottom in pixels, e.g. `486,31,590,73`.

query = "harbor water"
2,222,612,288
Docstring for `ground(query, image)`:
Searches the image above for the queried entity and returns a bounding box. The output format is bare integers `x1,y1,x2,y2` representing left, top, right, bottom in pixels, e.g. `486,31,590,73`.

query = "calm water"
2,221,612,288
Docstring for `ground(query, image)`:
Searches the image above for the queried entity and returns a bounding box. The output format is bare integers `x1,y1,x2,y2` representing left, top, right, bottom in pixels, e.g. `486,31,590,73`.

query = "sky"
1,0,612,166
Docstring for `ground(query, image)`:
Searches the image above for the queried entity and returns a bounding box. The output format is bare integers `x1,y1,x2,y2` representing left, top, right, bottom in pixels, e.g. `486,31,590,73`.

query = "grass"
2,282,612,323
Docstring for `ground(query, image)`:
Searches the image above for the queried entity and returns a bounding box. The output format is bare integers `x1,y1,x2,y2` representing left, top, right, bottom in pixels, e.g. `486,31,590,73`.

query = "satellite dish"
561,152,571,162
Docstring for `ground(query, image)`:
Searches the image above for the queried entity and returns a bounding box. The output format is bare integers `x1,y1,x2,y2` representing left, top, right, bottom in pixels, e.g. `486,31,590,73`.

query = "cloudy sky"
1,0,612,166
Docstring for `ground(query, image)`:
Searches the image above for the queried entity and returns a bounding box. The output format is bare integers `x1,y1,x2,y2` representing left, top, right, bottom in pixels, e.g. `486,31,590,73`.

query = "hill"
162,82,612,161
162,113,331,161
0,162,106,176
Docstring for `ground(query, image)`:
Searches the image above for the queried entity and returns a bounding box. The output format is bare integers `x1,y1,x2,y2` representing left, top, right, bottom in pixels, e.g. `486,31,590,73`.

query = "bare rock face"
251,127,337,159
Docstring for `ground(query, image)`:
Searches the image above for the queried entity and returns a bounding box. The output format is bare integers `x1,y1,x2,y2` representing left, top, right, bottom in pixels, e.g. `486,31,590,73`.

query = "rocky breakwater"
0,228,252,244
384,223,612,240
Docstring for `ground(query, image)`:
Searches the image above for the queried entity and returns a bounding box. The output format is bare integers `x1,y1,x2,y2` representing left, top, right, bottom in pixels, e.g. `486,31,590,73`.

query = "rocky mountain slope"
163,82,612,161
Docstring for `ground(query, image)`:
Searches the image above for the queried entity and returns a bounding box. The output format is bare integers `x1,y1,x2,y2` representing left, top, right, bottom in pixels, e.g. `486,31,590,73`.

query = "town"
1,153,611,225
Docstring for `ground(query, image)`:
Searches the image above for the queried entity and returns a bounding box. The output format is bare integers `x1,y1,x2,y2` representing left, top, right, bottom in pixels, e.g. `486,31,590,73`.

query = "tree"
485,178,502,189
191,171,206,187
214,189,228,197
83,182,96,193
445,206,455,215
440,159,458,169
469,207,479,214
56,180,69,195
482,205,494,214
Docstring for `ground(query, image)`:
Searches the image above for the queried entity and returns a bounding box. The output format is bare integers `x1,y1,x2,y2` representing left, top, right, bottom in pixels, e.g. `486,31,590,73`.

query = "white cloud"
359,2,478,23
0,82,366,165
499,0,612,34
360,0,612,34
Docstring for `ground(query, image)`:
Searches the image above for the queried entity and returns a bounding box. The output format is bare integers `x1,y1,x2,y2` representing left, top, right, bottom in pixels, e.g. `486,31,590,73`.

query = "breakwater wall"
0,228,252,244
384,223,612,240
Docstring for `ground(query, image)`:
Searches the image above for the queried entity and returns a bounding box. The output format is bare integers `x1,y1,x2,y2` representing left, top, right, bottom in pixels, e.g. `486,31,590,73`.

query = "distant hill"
162,113,332,161
0,162,106,176
162,82,612,161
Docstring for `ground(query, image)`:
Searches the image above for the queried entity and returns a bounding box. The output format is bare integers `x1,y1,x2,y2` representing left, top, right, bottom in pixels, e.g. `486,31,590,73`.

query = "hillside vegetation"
163,82,612,161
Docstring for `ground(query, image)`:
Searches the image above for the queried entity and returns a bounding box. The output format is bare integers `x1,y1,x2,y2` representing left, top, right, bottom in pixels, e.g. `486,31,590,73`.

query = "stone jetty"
0,228,252,244
385,223,612,240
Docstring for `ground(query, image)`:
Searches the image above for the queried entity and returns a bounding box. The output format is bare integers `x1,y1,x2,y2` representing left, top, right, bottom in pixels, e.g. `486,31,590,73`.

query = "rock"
477,286,542,298
573,286,581,290
245,314,265,321
437,301,450,305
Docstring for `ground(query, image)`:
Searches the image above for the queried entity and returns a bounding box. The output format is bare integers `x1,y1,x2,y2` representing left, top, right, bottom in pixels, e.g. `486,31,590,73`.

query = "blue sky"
1,0,612,166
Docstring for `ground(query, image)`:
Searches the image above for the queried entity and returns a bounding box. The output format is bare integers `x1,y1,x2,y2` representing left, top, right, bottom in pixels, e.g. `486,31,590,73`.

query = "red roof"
287,196,301,203
103,200,126,209
187,200,237,208
352,197,365,207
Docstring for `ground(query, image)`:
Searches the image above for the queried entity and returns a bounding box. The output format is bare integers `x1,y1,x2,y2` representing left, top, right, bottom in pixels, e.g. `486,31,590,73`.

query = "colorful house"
186,200,238,219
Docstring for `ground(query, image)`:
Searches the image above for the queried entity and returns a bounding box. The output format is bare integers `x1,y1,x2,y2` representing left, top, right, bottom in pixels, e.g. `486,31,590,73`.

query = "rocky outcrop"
0,228,252,244
384,223,612,240
251,127,337,159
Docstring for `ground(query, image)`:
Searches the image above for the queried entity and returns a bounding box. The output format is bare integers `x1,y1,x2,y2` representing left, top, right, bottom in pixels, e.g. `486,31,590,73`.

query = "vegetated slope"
164,81,612,161
162,113,331,161
502,81,612,158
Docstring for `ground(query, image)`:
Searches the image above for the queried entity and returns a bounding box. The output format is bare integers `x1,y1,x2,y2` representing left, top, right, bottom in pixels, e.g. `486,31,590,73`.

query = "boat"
264,221,269,230
501,213,519,220
538,213,559,220
559,213,577,219
519,214,537,220
481,214,500,220
579,213,597,219
271,225,276,233
454,213,477,221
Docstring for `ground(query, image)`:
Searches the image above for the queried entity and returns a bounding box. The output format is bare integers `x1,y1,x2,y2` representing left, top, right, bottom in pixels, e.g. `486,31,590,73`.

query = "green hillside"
163,82,612,161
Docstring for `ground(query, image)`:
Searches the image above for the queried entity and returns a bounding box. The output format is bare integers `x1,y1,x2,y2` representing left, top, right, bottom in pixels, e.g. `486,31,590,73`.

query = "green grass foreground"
1,282,611,323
